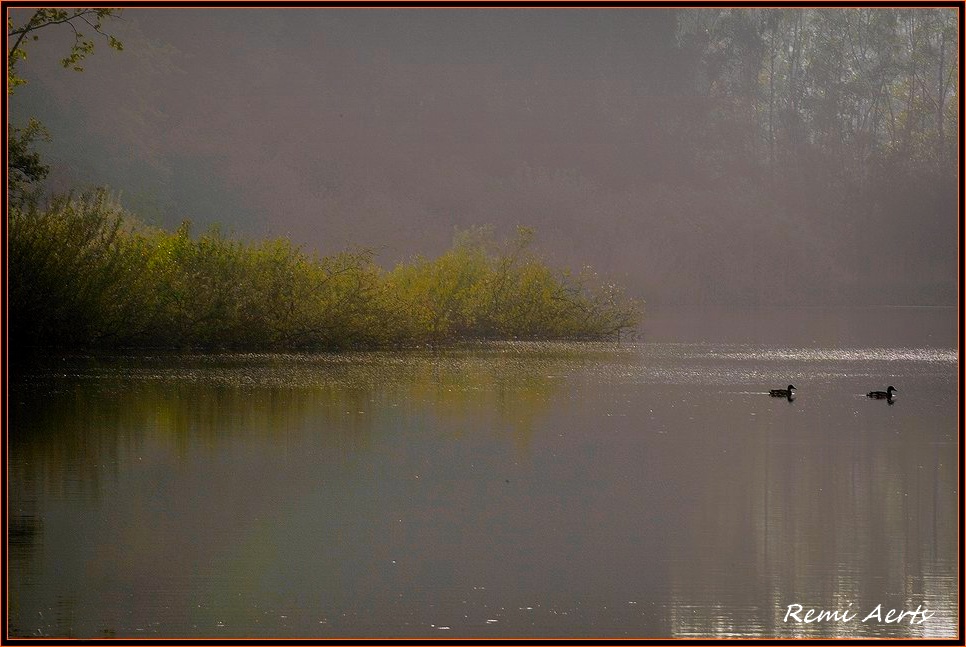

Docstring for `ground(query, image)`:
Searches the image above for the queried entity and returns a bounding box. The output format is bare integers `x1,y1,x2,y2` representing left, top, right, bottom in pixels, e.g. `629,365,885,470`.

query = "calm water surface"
8,307,959,638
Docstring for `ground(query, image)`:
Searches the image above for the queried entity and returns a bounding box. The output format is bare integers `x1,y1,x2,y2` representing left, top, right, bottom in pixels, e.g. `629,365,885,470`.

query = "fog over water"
9,8,959,306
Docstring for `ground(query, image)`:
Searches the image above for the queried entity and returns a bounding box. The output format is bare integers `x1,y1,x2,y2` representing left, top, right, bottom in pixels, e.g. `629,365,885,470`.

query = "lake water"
8,307,959,638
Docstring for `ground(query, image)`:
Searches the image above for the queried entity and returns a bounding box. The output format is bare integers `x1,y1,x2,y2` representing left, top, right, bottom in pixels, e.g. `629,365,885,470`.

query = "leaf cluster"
7,8,123,93
7,118,50,205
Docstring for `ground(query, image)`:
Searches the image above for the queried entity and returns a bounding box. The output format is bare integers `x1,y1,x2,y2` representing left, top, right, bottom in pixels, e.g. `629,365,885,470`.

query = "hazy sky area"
9,8,959,306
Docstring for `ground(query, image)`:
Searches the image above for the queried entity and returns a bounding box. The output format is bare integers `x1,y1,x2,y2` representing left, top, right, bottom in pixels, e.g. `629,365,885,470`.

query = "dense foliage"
9,190,639,351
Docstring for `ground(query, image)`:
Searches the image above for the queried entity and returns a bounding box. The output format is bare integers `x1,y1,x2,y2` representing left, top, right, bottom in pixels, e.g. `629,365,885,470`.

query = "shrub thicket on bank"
9,190,640,350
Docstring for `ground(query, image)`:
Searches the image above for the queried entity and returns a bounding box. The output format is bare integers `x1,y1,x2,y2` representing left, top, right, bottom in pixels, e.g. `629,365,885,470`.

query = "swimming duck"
867,386,897,399
769,385,796,398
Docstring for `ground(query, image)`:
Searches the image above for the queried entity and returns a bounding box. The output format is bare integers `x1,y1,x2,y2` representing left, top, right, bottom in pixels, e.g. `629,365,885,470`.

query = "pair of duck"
769,385,898,401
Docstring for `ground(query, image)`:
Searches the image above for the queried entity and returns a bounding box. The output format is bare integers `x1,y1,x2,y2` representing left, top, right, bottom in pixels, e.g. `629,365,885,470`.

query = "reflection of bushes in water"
9,191,640,352
7,512,44,633
401,353,565,451
9,347,582,488
10,380,127,499
12,379,373,453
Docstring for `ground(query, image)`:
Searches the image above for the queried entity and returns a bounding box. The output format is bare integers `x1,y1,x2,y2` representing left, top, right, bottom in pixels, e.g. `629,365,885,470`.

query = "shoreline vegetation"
9,189,640,354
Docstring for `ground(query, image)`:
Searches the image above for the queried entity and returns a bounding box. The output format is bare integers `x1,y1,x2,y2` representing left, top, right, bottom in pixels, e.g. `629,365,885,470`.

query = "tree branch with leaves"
7,8,123,93
7,8,123,205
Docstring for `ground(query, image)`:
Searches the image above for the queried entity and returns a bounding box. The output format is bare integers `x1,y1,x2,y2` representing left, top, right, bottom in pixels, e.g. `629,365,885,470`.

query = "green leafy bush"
8,192,640,350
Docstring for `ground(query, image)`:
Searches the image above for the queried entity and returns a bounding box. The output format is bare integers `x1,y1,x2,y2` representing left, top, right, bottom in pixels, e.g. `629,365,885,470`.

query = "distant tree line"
635,8,957,304
676,9,956,181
